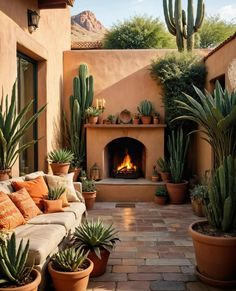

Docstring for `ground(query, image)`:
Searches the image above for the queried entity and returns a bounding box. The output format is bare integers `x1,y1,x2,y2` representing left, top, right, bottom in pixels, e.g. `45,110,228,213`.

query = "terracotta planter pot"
48,259,93,291
88,249,110,277
50,163,70,176
0,169,12,181
151,176,159,182
72,167,81,182
82,191,96,210
0,269,41,291
160,172,170,182
189,221,236,288
154,196,167,205
191,199,205,217
133,118,139,124
166,181,188,204
153,117,159,124
141,116,151,124
88,116,98,124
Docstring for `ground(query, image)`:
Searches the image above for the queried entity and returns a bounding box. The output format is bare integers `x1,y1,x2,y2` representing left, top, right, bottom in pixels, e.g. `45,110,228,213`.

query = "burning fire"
117,151,137,172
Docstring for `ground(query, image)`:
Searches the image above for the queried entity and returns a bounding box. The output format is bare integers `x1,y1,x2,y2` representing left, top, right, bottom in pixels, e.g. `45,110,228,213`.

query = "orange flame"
117,152,137,171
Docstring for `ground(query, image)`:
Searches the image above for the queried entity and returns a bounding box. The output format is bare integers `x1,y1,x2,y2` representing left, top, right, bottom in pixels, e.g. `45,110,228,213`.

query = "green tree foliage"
103,15,175,49
198,15,236,48
150,53,206,132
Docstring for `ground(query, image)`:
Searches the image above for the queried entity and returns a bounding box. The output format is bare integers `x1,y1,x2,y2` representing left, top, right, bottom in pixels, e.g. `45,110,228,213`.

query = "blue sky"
71,0,236,28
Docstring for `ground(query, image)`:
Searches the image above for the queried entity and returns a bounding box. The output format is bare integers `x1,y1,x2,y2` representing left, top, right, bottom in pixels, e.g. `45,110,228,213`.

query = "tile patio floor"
87,202,236,291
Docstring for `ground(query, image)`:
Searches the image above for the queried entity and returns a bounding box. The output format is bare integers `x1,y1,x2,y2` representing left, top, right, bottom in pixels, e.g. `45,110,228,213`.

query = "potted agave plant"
176,81,236,287
0,232,41,291
48,149,74,176
48,247,93,291
137,99,153,124
0,82,46,181
85,107,101,124
82,179,97,210
166,128,190,204
73,219,120,277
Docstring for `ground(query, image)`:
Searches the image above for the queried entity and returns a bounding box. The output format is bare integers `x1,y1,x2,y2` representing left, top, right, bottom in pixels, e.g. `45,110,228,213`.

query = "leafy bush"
150,53,206,132
103,15,175,49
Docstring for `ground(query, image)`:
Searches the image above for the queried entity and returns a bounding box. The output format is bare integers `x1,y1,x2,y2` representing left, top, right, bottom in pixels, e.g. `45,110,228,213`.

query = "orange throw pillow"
12,176,49,210
9,188,42,220
0,192,26,230
43,199,63,214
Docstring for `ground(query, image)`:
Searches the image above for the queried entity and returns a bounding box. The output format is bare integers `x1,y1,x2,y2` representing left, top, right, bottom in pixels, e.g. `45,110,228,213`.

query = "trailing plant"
67,64,94,167
150,53,206,132
73,219,120,259
48,186,66,200
203,155,236,232
82,179,96,192
0,233,33,287
137,100,153,116
156,157,170,172
48,149,74,164
175,81,236,167
163,0,205,52
0,82,46,170
155,185,168,197
167,128,190,183
51,246,89,272
85,106,101,117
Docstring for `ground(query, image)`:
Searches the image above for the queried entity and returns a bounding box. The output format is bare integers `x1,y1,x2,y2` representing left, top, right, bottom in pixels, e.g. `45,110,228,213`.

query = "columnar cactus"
163,0,205,51
70,64,94,164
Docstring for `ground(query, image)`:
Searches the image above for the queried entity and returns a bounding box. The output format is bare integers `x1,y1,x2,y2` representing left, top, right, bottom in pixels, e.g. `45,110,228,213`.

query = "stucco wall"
0,1,71,175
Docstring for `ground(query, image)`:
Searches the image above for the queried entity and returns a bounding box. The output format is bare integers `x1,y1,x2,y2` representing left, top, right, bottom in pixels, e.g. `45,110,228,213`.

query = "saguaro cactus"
163,0,205,51
69,64,94,164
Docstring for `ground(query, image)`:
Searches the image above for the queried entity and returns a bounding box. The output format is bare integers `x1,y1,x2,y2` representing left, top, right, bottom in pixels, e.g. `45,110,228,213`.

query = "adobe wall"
0,0,71,175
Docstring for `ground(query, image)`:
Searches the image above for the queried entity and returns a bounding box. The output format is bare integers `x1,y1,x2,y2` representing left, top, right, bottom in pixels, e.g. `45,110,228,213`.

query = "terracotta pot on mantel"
141,116,151,124
0,168,12,181
189,221,236,288
88,116,98,124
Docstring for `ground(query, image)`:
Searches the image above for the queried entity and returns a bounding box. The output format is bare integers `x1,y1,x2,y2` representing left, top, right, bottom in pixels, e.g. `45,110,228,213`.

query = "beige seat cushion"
14,223,66,265
63,202,86,219
27,212,76,231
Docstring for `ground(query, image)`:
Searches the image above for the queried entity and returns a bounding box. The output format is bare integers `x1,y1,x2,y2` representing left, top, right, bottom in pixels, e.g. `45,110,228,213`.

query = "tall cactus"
163,0,205,51
69,64,94,166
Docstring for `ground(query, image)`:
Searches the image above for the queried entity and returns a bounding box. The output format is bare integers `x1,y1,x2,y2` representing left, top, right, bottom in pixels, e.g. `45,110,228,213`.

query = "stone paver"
87,202,233,291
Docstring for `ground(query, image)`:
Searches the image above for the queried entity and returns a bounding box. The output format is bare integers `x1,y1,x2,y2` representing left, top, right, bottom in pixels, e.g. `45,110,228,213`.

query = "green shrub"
103,15,175,49
150,53,206,132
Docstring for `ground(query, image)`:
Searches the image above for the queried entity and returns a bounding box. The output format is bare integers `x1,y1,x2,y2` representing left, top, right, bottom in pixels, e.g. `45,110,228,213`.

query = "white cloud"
218,5,236,21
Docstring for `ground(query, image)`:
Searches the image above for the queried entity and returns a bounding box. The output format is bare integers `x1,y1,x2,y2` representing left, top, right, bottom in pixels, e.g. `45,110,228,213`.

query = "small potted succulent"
107,114,116,124
151,165,159,182
48,149,74,176
156,157,170,182
48,247,93,291
153,111,160,124
132,113,140,125
73,219,120,277
190,184,207,217
0,232,41,291
82,179,97,210
154,185,168,205
137,99,153,124
43,186,66,213
85,107,101,124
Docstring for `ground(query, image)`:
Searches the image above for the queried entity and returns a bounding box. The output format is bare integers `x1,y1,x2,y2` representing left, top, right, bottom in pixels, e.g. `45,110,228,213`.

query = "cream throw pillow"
45,173,79,202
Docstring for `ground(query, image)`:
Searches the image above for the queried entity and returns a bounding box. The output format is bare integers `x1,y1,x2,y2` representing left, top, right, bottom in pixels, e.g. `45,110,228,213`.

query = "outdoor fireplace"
106,137,145,179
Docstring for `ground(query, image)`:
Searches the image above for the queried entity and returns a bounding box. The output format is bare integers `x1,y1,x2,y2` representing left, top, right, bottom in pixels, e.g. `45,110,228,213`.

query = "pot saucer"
196,266,236,288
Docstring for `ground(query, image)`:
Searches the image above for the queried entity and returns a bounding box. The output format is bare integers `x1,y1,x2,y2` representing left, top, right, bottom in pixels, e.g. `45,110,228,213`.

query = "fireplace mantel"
85,124,166,180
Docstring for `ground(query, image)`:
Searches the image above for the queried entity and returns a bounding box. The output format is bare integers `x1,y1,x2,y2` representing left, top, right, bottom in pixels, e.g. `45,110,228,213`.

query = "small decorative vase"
153,117,159,124
133,118,139,125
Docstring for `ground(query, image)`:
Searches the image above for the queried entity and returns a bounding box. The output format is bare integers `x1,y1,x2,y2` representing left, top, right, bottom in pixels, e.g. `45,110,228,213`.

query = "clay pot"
141,116,151,124
0,169,12,181
133,118,139,125
88,116,98,124
166,181,188,204
151,176,159,182
50,163,70,176
0,269,41,291
160,172,170,182
72,167,81,182
82,191,97,210
88,249,110,277
48,259,93,291
153,117,159,124
154,196,167,205
189,221,236,288
191,199,205,217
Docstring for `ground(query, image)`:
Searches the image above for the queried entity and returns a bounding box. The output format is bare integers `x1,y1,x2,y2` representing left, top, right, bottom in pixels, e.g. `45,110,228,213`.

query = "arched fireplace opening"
105,137,146,179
